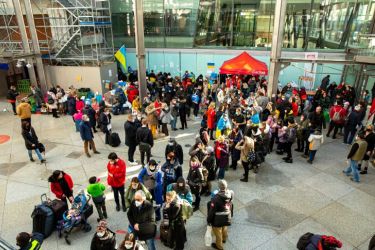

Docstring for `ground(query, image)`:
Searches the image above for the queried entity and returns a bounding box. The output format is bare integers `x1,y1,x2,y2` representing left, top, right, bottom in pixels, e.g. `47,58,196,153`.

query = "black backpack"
297,232,314,250
109,133,121,147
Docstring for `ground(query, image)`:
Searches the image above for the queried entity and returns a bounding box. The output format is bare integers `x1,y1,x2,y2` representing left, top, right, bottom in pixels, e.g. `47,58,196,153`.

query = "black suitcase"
31,204,54,238
41,194,68,222
109,133,121,147
159,223,173,247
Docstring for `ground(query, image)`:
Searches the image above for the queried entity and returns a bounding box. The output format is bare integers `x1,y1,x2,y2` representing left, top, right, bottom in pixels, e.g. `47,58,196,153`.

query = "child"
276,125,287,155
73,110,83,132
215,136,229,179
307,129,324,164
87,176,107,222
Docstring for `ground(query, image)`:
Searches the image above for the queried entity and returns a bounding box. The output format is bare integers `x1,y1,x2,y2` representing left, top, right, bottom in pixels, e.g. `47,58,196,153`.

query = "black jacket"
165,143,184,165
7,89,19,101
365,132,375,152
22,127,39,150
83,106,96,127
308,111,326,130
202,153,216,181
345,111,361,129
67,96,76,116
125,121,139,146
207,190,234,227
90,229,116,250
127,200,156,241
136,127,154,147
100,113,112,133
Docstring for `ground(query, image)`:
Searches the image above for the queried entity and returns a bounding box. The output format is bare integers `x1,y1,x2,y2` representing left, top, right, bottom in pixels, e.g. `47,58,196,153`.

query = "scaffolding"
44,0,115,65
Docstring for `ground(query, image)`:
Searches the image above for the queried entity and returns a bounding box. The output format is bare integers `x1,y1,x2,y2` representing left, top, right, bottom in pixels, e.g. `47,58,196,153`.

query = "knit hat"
344,101,349,106
218,179,228,191
321,235,342,248
97,220,108,230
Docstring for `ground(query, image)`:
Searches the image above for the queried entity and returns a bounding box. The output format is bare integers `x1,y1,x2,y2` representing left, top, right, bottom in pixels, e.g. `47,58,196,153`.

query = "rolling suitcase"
41,194,68,222
159,222,173,247
109,132,121,147
31,204,54,238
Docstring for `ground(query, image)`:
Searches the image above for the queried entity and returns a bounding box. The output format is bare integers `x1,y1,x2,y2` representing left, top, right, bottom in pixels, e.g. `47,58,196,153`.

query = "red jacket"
107,158,126,188
76,100,84,112
292,102,298,117
127,85,139,103
206,108,216,129
329,105,347,124
50,173,73,199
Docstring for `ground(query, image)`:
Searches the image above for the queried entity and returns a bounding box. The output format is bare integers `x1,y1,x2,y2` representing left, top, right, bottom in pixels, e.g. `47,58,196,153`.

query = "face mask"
178,184,184,187
137,115,142,120
105,112,110,115
135,200,142,207
132,184,138,189
149,166,156,172
236,112,240,115
97,231,105,237
168,142,173,146
125,243,134,249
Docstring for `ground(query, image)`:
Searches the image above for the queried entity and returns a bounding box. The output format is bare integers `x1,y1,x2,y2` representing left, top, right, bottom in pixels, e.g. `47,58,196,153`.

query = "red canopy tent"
219,51,268,75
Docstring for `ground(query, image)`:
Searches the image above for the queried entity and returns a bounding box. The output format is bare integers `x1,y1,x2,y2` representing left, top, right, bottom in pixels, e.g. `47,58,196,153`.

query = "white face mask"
135,200,142,207
97,231,105,237
168,142,173,146
125,243,134,249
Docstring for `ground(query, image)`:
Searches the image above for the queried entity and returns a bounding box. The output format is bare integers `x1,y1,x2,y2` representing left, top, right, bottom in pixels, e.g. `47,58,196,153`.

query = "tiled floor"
0,104,374,250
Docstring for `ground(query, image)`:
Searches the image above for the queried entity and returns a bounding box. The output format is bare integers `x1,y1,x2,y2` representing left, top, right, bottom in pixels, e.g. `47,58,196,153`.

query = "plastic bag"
205,225,212,247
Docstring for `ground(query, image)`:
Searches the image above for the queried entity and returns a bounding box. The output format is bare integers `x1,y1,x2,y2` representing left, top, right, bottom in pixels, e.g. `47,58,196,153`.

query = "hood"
48,171,65,182
312,134,323,139
218,190,232,200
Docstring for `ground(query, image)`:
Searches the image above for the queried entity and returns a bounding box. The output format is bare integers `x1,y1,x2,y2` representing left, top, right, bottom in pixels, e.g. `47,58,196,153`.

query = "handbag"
205,225,212,247
38,143,45,153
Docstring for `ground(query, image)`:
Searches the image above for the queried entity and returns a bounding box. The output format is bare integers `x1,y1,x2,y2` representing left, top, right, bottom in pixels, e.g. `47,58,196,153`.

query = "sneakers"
116,205,120,212
94,151,100,154
350,177,360,183
240,178,248,182
122,206,126,212
360,170,368,175
285,159,293,163
129,161,138,165
30,158,35,162
307,160,313,164
41,159,46,163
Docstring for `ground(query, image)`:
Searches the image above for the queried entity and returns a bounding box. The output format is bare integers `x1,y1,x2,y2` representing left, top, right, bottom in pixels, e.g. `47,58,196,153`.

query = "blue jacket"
166,183,193,204
79,121,93,141
138,168,163,205
20,232,44,250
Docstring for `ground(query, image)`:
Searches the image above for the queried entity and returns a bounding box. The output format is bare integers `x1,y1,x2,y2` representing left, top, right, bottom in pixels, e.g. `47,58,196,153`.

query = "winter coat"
48,172,73,199
163,200,186,246
47,92,58,109
7,89,18,102
127,84,139,103
230,130,243,160
17,102,31,119
206,108,216,129
329,105,347,125
187,164,204,194
67,96,77,115
90,229,116,250
138,168,163,204
308,134,324,151
125,184,153,208
165,143,184,165
107,159,126,188
167,183,193,204
161,160,182,187
308,111,326,130
136,126,154,147
202,153,216,181
127,200,157,241
22,127,39,150
235,139,251,163
207,190,234,227
100,113,112,133
286,124,297,143
215,142,229,168
76,100,84,112
297,119,310,140
124,120,138,146
79,121,94,141
345,111,361,129
83,106,97,127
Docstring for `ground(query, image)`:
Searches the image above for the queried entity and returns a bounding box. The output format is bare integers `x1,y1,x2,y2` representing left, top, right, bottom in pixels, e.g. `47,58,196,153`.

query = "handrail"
0,236,17,250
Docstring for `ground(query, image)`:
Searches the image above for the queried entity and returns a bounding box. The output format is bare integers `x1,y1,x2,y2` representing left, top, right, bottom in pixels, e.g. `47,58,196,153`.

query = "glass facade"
110,0,375,50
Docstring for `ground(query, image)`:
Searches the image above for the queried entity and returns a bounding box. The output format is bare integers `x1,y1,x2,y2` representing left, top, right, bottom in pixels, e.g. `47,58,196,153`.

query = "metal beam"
268,0,287,97
12,0,37,85
23,0,48,92
134,0,147,104
279,58,356,64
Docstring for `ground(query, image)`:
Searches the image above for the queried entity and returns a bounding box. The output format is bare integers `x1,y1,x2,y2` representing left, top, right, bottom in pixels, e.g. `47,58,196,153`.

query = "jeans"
28,148,43,161
94,200,107,220
128,144,136,162
170,117,177,130
344,159,360,182
74,120,81,132
218,167,225,179
146,239,156,250
112,185,125,208
309,150,317,162
343,127,356,144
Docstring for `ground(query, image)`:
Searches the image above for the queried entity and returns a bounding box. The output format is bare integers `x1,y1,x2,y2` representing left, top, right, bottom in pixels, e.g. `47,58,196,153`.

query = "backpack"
247,150,256,163
47,95,54,104
332,109,341,122
297,232,314,250
179,198,193,220
191,94,200,104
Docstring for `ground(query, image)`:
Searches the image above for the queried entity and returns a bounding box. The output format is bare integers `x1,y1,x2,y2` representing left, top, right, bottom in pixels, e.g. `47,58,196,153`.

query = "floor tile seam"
309,201,375,247
0,155,10,237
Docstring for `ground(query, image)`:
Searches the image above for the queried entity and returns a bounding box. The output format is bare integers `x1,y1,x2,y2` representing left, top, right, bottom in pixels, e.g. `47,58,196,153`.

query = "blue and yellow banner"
115,45,127,73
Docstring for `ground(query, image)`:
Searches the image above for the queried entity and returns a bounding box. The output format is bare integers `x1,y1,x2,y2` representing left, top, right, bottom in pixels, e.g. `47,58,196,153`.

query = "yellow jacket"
17,102,32,119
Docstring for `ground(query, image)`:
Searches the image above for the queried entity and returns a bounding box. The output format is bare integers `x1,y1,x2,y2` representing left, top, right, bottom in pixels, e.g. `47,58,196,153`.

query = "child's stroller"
57,191,93,244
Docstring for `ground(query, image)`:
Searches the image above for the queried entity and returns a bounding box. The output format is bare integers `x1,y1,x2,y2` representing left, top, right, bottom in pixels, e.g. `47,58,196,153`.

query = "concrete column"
12,0,37,85
134,0,147,104
267,0,287,98
23,0,48,92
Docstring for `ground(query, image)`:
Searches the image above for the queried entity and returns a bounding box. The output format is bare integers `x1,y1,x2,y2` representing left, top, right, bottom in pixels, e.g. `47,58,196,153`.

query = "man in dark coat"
67,95,77,116
165,137,183,165
83,102,97,133
320,75,330,90
21,121,45,163
90,220,116,250
308,106,326,132
343,105,362,145
360,125,375,174
127,190,156,250
7,85,19,115
136,119,154,166
79,115,100,157
125,114,140,165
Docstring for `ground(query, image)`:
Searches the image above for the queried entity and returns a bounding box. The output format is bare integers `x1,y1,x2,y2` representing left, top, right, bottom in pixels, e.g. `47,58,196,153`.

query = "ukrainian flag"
115,45,127,73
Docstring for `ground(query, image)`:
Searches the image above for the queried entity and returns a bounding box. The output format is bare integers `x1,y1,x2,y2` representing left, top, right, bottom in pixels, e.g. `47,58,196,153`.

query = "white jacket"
308,134,324,150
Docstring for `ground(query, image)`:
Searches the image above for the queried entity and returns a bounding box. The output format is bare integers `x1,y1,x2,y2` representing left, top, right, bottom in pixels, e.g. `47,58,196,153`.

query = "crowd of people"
8,71,375,250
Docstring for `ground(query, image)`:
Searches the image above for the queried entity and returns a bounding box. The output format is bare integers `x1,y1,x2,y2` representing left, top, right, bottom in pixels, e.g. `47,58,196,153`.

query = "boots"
360,167,368,175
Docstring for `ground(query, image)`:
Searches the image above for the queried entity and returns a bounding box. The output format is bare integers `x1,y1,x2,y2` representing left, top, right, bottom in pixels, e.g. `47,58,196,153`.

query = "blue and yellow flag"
115,45,127,73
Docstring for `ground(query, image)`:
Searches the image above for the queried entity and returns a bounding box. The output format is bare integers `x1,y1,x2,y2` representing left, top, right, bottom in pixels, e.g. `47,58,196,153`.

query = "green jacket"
87,182,106,198
125,183,153,208
297,119,310,140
